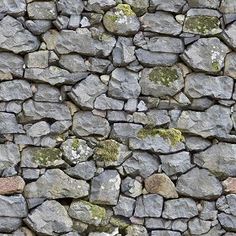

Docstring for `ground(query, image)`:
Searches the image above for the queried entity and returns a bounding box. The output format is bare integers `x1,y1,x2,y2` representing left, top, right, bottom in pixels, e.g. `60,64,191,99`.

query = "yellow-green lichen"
81,201,106,220
34,148,62,166
71,138,80,151
110,216,130,229
148,66,179,86
212,61,221,72
137,127,185,146
184,16,220,35
116,4,135,16
95,140,119,162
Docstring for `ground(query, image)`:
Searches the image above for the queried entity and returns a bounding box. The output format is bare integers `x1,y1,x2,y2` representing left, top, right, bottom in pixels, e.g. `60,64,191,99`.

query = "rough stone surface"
0,176,25,195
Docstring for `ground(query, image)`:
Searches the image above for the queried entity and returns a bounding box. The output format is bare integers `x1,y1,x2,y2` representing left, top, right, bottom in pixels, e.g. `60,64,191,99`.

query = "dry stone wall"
0,0,236,235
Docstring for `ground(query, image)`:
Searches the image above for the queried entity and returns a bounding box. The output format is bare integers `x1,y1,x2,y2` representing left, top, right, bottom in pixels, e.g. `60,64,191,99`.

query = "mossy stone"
110,216,130,229
71,138,80,151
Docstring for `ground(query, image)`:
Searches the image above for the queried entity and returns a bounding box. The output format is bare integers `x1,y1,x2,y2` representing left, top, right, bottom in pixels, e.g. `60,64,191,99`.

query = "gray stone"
125,225,148,236
220,0,236,13
107,111,133,122
134,194,163,217
108,68,141,100
151,231,181,236
216,195,236,216
51,121,72,134
188,218,212,235
5,101,22,114
123,151,159,178
94,94,124,110
25,200,73,235
181,37,230,73
176,105,232,138
90,170,121,205
24,169,89,199
0,52,24,78
140,12,182,35
162,198,198,219
150,0,186,12
0,80,32,101
185,73,234,99
113,195,135,217
65,161,96,180
27,1,57,20
27,121,50,138
88,58,110,74
160,151,193,176
87,0,116,13
34,84,61,103
222,21,236,50
0,112,19,134
185,136,212,151
171,219,188,232
121,177,143,198
0,16,39,53
139,65,184,97
0,217,21,233
103,4,140,36
57,0,84,15
0,195,27,218
69,75,107,109
225,52,236,79
187,0,220,8
218,213,236,232
200,201,218,220
0,0,26,18
25,51,49,68
56,29,116,57
176,168,222,199
123,0,149,16
194,142,236,178
73,111,110,138
61,138,93,165
145,218,172,229
25,20,52,35
53,15,69,30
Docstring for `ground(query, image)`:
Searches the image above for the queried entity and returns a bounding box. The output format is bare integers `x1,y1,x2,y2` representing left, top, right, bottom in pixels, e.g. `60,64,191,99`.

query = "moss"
71,138,80,151
116,4,135,16
34,148,62,166
212,61,221,72
95,140,119,162
137,126,185,146
98,33,113,41
110,216,129,229
184,16,220,35
81,201,106,220
148,66,179,86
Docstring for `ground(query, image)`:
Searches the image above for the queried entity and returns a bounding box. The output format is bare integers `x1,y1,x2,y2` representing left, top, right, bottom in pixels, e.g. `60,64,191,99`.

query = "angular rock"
223,178,236,194
181,37,230,73
123,0,149,16
69,75,107,109
90,170,121,205
113,195,135,217
57,0,84,15
139,65,184,97
0,16,39,53
121,176,143,198
24,169,89,199
162,198,198,219
176,105,232,138
222,21,236,50
145,218,172,230
108,68,141,100
34,84,61,102
140,12,182,35
87,0,116,13
150,0,186,12
151,230,181,236
73,111,110,138
225,52,236,79
0,0,26,17
125,225,148,236
25,20,52,35
134,194,163,217
25,200,73,235
27,121,50,138
176,168,222,199
185,73,233,99
0,112,19,134
160,151,193,176
220,0,236,13
188,218,212,235
94,94,124,111
103,4,140,36
25,51,49,69
0,176,25,195
187,0,220,8
218,213,236,232
145,173,178,198
0,217,22,233
194,143,236,179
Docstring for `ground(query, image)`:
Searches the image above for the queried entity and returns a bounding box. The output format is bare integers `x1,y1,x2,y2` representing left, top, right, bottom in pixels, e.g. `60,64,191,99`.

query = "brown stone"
222,177,236,194
0,176,25,195
144,173,178,199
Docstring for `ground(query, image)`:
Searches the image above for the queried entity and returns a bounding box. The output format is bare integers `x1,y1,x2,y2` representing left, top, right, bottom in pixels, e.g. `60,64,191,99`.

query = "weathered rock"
27,121,50,138
25,20,52,35
108,68,141,100
24,169,89,199
90,170,121,205
200,201,218,221
187,0,220,8
121,176,143,198
225,52,236,79
0,176,25,195
160,151,193,176
223,178,236,194
151,230,181,236
145,217,172,230
103,4,140,36
69,200,106,226
134,194,163,217
0,112,19,134
87,0,116,13
125,225,148,236
185,73,234,99
194,143,236,179
57,0,84,15
0,0,26,17
218,213,236,232
150,0,186,12
25,51,49,69
113,195,135,217
220,0,236,13
181,37,230,73
94,94,124,111
73,111,110,138
140,12,182,35
25,200,73,235
176,105,232,138
188,218,212,235
139,65,184,97
145,173,178,198
176,168,222,199
34,84,61,103
222,21,236,50
69,75,107,109
162,198,198,219
0,16,39,53
123,0,149,16
0,217,22,233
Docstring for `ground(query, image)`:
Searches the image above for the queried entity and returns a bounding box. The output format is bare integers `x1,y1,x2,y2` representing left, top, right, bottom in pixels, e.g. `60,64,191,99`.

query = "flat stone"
24,169,89,199
90,170,121,205
27,121,50,138
145,218,172,230
188,218,212,235
150,0,186,12
0,176,25,195
113,195,135,217
176,105,232,138
225,52,236,79
218,213,236,232
162,198,198,219
187,0,220,8
220,0,236,13
151,230,181,236
145,173,178,198
176,168,222,200
222,21,236,50
0,112,19,134
194,143,236,179
140,11,182,35
73,111,110,138
181,37,230,73
25,51,49,68
0,16,39,53
25,20,52,35
57,0,84,15
185,73,233,99
103,4,140,36
94,94,124,111
34,84,61,103
0,217,22,233
223,178,236,194
0,0,26,17
25,200,73,235
87,0,116,13
121,176,143,198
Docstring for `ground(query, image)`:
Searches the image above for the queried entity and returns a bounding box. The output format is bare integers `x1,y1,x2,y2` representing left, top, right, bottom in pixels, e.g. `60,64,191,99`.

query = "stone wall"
0,0,236,235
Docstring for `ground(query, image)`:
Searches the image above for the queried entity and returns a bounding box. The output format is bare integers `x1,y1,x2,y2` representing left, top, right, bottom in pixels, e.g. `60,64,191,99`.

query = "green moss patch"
116,4,135,16
212,61,221,72
71,138,80,151
81,200,106,220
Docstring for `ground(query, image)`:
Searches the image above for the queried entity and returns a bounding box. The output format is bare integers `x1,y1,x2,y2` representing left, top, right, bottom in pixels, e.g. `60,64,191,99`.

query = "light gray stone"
0,112,19,134
222,21,236,50
188,218,212,235
51,121,72,134
113,195,135,217
125,225,148,236
185,136,212,151
176,168,222,199
218,213,236,232
225,52,236,79
121,176,143,198
25,51,49,68
151,0,186,12
220,0,236,13
123,0,149,16
57,0,84,15
88,58,110,73
187,0,220,8
151,231,181,236
0,0,26,18
94,94,124,110
145,218,172,229
25,20,52,35
34,84,61,103
0,217,22,233
87,0,116,13
27,121,50,138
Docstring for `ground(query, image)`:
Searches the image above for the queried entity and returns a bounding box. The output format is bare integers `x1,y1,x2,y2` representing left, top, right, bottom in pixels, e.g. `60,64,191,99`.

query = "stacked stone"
0,0,236,235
